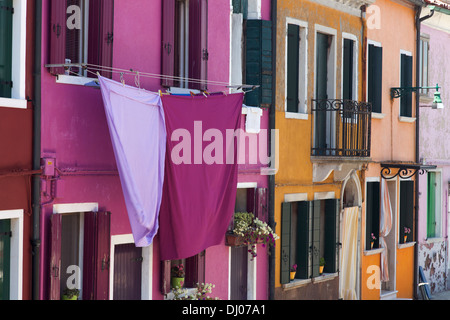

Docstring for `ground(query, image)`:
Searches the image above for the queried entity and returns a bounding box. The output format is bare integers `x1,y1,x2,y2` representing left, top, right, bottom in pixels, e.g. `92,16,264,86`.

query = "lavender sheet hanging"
98,76,166,247
159,93,243,260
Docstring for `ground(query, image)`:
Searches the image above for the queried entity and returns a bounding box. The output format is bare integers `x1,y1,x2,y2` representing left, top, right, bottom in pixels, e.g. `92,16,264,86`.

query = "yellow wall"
274,0,365,289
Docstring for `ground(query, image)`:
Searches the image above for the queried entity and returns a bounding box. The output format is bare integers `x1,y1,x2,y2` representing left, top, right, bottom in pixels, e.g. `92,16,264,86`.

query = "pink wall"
41,0,269,300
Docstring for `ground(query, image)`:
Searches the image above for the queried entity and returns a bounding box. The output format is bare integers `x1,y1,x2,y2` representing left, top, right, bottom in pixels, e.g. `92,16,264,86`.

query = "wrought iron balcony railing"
311,99,371,158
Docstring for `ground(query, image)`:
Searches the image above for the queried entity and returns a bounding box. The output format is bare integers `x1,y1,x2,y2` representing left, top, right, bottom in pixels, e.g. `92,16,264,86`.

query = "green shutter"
280,202,292,284
315,33,329,153
296,201,311,279
311,200,321,278
343,39,353,100
245,19,272,108
427,173,436,238
232,0,248,19
286,24,299,113
366,181,380,250
324,199,339,273
0,0,13,98
0,219,11,300
368,45,383,113
400,54,413,117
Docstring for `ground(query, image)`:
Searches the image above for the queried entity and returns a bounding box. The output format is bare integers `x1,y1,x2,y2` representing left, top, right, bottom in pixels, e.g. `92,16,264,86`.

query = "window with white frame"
419,35,430,96
427,171,442,239
0,0,27,108
285,19,307,116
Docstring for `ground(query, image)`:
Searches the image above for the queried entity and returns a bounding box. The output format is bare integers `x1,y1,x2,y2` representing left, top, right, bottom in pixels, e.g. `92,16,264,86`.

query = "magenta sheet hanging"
159,93,243,260
98,76,166,247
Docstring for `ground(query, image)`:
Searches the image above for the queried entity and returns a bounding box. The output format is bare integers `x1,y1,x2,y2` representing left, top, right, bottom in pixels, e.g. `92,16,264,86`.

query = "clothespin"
190,91,195,97
134,71,140,89
120,72,125,86
158,90,162,97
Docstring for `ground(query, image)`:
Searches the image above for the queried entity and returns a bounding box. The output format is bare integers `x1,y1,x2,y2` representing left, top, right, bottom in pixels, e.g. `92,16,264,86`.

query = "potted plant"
319,258,325,274
371,233,376,249
62,288,80,300
171,263,185,289
404,227,411,243
226,212,279,260
290,264,297,280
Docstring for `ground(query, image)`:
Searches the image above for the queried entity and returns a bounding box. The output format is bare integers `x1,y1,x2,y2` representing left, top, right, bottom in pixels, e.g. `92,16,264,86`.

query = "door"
113,243,142,300
0,219,10,300
230,246,248,300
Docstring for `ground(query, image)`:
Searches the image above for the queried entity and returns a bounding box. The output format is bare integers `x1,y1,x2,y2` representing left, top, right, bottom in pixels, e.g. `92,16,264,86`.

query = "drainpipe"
414,5,434,300
268,0,277,301
32,0,42,300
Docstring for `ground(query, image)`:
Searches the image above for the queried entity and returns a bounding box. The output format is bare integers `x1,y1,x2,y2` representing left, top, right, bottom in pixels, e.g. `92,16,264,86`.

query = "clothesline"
45,62,260,92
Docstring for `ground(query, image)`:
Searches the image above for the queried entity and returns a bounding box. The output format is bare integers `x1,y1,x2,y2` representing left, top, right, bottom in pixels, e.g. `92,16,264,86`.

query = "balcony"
311,99,371,158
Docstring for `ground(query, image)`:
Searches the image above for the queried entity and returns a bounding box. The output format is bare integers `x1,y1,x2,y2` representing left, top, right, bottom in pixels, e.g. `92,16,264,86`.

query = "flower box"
225,233,245,247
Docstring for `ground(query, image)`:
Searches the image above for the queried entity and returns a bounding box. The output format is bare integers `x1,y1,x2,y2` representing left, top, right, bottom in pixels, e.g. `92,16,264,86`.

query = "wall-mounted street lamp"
390,84,443,109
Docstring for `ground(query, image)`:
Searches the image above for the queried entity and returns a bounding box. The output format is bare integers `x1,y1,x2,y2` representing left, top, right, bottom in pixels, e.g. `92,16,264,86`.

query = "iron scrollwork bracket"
380,166,427,180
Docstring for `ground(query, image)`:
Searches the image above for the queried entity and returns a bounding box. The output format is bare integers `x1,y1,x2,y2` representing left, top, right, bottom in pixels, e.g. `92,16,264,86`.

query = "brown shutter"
189,0,208,90
83,211,111,300
161,260,171,294
49,214,62,300
161,0,176,87
49,0,67,75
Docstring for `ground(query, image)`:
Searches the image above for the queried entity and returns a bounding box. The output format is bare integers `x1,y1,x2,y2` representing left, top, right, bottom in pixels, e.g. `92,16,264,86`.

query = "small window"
286,22,307,114
161,0,208,90
419,36,430,96
49,0,114,78
280,199,339,284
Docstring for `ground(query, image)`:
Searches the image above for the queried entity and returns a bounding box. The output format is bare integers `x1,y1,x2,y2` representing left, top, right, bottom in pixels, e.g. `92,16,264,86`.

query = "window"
400,52,413,117
367,42,382,113
286,21,307,115
161,0,208,90
49,0,114,78
419,35,430,96
280,199,339,284
161,252,205,295
399,180,414,244
365,181,380,250
0,0,26,107
427,171,441,238
0,219,11,300
49,211,111,300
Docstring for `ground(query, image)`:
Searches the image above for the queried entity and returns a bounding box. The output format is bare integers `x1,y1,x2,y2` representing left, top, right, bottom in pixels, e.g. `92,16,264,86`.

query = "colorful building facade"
37,0,273,300
273,0,373,300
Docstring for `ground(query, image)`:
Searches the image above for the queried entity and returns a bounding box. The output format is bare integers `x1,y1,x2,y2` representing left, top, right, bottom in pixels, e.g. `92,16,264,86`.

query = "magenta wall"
40,0,270,300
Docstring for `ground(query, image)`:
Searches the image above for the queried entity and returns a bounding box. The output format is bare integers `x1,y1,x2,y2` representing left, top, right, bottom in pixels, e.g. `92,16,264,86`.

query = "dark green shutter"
0,0,13,98
324,199,339,273
368,45,383,113
400,54,413,117
0,219,11,300
315,33,329,153
296,201,311,279
343,39,353,100
427,173,436,238
400,181,414,243
311,200,321,278
286,24,299,113
366,181,380,250
245,20,272,108
232,0,247,19
280,202,292,284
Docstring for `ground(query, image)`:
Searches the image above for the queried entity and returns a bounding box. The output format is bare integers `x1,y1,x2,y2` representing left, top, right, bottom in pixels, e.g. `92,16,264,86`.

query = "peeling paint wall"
418,241,448,293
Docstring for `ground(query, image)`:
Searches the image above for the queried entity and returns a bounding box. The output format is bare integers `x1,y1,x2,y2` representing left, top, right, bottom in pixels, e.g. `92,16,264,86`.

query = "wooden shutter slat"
400,54,413,117
427,173,436,238
49,0,67,75
372,46,383,113
280,202,291,284
0,0,13,98
161,260,171,294
324,199,339,273
49,214,62,300
188,0,208,90
161,0,176,87
82,211,97,300
311,200,321,278
400,181,414,243
343,39,353,100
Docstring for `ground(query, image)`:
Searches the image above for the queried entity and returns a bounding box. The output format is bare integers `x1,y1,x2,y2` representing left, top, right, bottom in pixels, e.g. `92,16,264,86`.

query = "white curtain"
339,206,359,300
379,179,393,282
